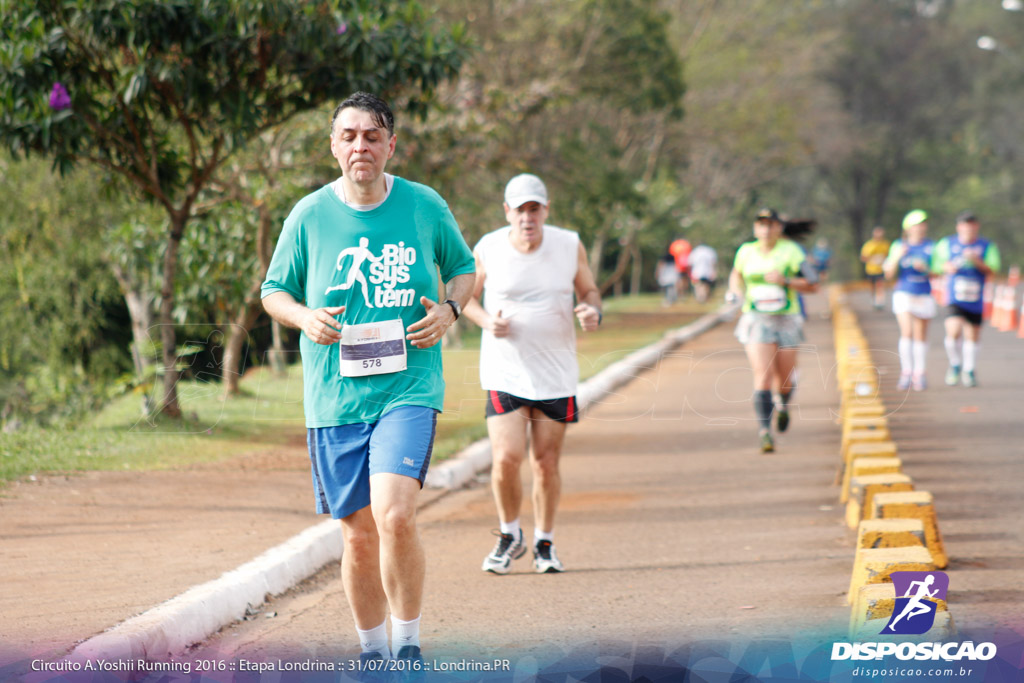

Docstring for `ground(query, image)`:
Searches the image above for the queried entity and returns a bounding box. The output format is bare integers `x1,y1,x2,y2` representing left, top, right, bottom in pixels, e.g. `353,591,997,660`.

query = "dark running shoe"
395,645,424,680
776,408,790,433
357,651,391,683
481,529,526,574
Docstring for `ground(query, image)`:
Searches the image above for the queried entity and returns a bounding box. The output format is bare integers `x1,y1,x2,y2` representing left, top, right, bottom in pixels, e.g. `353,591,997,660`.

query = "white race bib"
339,319,407,377
952,276,981,303
749,284,788,313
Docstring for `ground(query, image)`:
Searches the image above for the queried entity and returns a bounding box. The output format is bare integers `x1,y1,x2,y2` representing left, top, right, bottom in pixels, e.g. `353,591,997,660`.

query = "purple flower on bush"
336,22,348,35
48,82,71,111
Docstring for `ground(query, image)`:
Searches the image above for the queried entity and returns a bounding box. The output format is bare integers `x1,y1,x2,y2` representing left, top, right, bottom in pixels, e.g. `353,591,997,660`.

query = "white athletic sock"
962,340,979,373
391,614,420,651
912,341,928,376
898,337,913,375
534,528,553,544
499,518,520,538
943,336,962,368
356,620,390,658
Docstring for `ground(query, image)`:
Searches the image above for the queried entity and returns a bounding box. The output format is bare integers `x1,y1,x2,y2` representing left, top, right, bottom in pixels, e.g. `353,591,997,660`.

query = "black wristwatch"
444,299,461,320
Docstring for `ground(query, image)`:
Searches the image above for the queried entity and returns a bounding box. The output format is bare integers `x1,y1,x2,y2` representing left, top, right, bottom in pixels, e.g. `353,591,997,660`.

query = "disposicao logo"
830,569,998,664
883,571,948,635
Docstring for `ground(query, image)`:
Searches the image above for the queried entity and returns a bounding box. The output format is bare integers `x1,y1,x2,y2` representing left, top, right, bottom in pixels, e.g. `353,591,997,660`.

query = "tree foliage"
0,157,132,426
0,0,469,416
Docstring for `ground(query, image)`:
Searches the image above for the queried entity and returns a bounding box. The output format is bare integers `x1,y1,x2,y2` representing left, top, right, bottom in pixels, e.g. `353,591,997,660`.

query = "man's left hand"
574,303,601,332
407,296,455,348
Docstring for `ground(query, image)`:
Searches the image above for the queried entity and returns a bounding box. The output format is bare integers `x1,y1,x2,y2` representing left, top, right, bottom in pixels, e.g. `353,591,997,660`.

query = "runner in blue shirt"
883,210,936,391
931,210,1001,387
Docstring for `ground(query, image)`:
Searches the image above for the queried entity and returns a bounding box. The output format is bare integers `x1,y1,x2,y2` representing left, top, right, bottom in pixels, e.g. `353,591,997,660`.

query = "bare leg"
369,473,424,621
486,409,529,524
744,342,778,392
773,347,798,396
339,506,388,629
525,409,568,534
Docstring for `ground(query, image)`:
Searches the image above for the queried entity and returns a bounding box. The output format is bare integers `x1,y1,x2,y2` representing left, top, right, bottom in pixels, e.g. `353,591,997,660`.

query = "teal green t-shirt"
261,177,475,427
733,238,808,314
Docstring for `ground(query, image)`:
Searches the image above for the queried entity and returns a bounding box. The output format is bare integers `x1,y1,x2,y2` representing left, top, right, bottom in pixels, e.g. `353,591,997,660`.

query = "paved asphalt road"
6,289,1023,682
188,289,1024,680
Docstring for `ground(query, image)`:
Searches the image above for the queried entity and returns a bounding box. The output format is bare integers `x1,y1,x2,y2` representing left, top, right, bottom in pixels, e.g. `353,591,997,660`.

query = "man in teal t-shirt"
262,92,475,663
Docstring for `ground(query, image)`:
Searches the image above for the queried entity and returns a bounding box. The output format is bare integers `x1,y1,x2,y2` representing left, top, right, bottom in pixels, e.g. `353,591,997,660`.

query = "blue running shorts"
307,405,438,520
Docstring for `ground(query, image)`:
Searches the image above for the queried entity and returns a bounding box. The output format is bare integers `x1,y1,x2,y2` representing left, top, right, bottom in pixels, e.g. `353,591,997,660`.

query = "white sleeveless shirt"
476,225,580,400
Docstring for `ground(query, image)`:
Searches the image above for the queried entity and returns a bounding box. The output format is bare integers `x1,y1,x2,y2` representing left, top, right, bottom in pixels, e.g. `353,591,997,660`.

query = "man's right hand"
303,306,345,345
490,309,510,338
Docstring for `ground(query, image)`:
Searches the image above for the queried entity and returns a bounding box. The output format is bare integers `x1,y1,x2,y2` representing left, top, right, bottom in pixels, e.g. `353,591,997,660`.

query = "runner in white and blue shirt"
931,210,1001,387
884,210,936,391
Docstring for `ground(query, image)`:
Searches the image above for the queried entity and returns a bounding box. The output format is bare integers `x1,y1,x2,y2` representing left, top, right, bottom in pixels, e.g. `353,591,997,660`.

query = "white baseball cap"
504,173,548,209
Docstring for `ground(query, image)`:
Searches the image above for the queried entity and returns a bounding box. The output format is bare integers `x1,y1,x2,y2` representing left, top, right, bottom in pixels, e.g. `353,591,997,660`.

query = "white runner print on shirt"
325,238,418,309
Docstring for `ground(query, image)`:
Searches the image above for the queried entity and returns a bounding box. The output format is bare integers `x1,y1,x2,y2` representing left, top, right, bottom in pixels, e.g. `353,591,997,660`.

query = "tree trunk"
110,263,157,379
221,199,274,392
588,231,606,278
599,222,640,297
158,216,185,418
629,241,642,296
221,291,264,397
269,320,287,376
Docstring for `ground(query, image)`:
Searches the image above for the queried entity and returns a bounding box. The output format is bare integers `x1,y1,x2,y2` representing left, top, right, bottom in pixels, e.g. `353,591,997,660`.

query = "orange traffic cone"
1005,287,1020,333
1018,300,1024,339
991,285,1005,329
983,281,995,320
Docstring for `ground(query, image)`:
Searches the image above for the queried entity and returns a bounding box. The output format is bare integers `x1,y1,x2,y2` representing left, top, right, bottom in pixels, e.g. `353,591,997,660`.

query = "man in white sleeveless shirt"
464,173,603,574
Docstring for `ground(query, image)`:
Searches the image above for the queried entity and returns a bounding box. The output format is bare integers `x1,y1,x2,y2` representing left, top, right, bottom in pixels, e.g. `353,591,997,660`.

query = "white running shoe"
481,530,526,574
533,540,565,573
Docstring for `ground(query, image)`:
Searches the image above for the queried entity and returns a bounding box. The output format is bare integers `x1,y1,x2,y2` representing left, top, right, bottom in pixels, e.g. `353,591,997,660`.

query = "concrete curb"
61,302,738,666
66,520,342,665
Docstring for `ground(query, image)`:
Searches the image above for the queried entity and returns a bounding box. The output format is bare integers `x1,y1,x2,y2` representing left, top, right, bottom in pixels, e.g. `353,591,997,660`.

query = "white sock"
912,341,928,376
534,528,553,544
898,337,913,375
962,340,979,373
943,336,962,368
391,614,420,651
499,518,520,538
356,620,390,658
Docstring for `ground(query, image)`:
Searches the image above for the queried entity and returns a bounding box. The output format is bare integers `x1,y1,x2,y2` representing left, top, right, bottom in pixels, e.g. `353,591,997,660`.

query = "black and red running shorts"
484,390,579,423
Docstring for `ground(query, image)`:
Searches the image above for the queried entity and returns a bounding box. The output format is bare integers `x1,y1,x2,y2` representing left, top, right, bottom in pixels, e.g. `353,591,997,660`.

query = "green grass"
0,294,715,485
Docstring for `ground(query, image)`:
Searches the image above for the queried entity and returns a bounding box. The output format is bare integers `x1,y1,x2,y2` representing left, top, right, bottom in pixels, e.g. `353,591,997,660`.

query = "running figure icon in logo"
884,571,949,635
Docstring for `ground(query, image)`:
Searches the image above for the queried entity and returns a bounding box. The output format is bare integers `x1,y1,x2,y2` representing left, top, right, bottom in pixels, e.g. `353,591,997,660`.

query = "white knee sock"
943,336,962,368
898,337,913,375
962,340,979,373
499,518,521,538
391,614,421,651
357,620,390,657
912,341,928,376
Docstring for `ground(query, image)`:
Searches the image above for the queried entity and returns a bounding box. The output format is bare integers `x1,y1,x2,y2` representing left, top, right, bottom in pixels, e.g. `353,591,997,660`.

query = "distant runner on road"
261,92,475,665
688,242,719,303
728,208,818,454
860,226,891,310
464,173,603,575
884,210,935,391
931,210,1001,388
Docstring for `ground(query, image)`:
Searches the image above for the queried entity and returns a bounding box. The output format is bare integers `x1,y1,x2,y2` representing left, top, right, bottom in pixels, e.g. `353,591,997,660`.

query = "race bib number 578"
339,319,407,377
